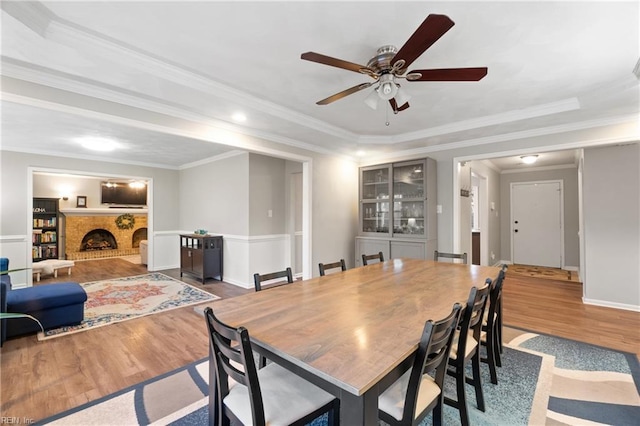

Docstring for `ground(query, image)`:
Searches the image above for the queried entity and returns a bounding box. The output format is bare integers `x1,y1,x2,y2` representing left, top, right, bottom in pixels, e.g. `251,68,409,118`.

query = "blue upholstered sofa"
1,258,87,345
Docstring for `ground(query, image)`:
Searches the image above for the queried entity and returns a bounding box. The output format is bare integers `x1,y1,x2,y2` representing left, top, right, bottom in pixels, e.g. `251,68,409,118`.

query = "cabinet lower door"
191,249,204,277
390,241,426,260
180,248,193,272
204,248,222,280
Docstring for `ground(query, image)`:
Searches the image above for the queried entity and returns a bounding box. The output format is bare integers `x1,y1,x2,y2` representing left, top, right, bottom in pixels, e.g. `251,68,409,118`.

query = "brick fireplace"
64,212,148,260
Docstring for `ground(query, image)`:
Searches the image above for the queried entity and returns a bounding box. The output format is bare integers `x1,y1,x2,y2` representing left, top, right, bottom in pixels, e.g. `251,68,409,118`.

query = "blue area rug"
38,328,640,425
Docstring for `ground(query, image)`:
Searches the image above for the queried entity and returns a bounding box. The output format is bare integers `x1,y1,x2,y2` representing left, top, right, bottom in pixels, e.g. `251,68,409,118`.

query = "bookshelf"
33,198,59,261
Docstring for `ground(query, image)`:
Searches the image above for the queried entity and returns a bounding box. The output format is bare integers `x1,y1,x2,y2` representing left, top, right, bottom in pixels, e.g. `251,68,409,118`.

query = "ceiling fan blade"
408,67,488,81
316,82,374,105
301,52,372,75
389,98,410,113
392,14,455,71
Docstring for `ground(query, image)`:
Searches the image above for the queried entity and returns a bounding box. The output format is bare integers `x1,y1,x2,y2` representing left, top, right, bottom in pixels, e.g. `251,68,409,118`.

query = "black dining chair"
444,282,490,426
378,303,462,426
319,259,347,276
252,267,294,368
362,251,384,266
253,267,293,292
481,267,506,384
434,250,468,264
204,307,340,426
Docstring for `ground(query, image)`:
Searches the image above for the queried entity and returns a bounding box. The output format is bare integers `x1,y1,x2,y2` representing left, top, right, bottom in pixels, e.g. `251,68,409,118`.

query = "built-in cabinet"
32,198,59,261
356,158,437,266
180,234,223,284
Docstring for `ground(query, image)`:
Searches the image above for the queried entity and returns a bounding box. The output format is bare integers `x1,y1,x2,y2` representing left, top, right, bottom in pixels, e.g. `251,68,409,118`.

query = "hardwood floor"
1,258,638,422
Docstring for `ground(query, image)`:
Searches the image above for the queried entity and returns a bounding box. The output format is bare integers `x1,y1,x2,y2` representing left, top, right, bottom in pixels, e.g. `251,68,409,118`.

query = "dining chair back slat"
253,267,293,292
362,252,384,266
434,250,468,264
319,259,347,276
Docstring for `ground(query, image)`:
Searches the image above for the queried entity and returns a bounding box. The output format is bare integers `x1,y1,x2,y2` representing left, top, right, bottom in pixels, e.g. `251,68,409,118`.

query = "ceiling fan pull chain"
385,104,390,126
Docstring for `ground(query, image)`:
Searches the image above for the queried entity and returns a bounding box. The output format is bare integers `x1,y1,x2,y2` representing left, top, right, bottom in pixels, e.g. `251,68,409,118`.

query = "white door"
511,181,563,268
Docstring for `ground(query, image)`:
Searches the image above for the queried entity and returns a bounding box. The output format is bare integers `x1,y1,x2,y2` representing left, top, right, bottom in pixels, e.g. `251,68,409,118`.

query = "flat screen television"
101,181,147,206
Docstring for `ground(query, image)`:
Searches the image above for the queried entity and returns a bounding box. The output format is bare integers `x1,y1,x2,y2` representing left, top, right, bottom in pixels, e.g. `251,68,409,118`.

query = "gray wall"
468,160,501,265
179,153,249,235
248,153,287,236
500,166,580,267
583,143,639,308
0,151,179,235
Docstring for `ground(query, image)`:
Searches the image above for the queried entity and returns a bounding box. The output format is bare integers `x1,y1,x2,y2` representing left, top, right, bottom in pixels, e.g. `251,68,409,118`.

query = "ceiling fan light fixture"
521,155,539,164
394,86,411,107
377,74,398,100
364,90,380,110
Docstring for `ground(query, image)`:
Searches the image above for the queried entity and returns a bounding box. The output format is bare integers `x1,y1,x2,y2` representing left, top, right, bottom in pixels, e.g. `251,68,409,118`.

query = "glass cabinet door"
361,165,391,235
392,161,425,236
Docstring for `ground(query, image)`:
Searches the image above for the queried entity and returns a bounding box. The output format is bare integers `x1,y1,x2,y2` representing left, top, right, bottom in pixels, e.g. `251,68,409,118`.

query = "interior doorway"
470,171,488,265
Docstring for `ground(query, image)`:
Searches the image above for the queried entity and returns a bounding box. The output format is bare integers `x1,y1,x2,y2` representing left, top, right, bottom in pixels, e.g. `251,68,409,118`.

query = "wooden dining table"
208,258,500,425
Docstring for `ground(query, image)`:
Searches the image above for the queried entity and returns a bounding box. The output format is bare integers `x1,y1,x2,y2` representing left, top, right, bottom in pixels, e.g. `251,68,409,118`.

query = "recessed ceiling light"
76,137,120,152
521,155,539,164
232,112,247,123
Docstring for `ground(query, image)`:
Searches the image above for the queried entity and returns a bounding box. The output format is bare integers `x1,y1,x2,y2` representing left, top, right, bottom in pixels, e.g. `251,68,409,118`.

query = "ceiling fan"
301,14,487,114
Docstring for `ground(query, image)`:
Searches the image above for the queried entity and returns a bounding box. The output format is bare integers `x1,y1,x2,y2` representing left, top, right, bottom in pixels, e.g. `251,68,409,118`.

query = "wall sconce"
59,185,73,201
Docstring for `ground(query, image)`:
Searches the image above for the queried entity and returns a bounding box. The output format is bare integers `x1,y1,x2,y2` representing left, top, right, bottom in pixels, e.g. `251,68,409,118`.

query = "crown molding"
3,1,358,144
500,164,577,175
179,150,246,171
364,114,639,164
0,145,180,170
358,98,581,145
1,0,54,37
1,61,345,157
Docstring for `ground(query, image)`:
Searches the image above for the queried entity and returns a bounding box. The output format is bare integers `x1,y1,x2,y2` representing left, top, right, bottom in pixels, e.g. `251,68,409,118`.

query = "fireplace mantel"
60,208,148,216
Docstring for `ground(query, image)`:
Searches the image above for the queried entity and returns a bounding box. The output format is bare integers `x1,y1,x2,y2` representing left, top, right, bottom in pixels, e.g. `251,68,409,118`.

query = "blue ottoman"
1,261,87,345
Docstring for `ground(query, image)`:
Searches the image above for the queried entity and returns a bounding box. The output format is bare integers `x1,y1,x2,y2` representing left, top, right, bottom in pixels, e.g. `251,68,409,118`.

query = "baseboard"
582,298,640,312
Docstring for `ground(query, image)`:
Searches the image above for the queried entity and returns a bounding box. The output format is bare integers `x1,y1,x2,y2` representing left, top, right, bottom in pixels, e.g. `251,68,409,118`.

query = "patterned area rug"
38,327,640,425
38,273,218,340
508,264,580,282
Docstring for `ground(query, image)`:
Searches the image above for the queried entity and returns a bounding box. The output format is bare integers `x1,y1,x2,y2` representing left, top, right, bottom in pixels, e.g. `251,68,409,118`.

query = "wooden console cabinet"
180,234,223,283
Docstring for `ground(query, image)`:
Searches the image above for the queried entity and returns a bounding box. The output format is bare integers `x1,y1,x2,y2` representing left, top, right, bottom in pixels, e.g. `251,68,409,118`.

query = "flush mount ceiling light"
232,112,247,123
76,137,120,152
521,155,539,164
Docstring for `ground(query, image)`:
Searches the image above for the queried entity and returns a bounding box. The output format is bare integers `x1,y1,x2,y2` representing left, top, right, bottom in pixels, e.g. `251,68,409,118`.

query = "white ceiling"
1,1,638,171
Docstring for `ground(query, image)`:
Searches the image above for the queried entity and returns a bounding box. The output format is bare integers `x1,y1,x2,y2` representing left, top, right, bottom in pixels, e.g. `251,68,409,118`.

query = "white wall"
311,154,359,271
583,143,640,310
